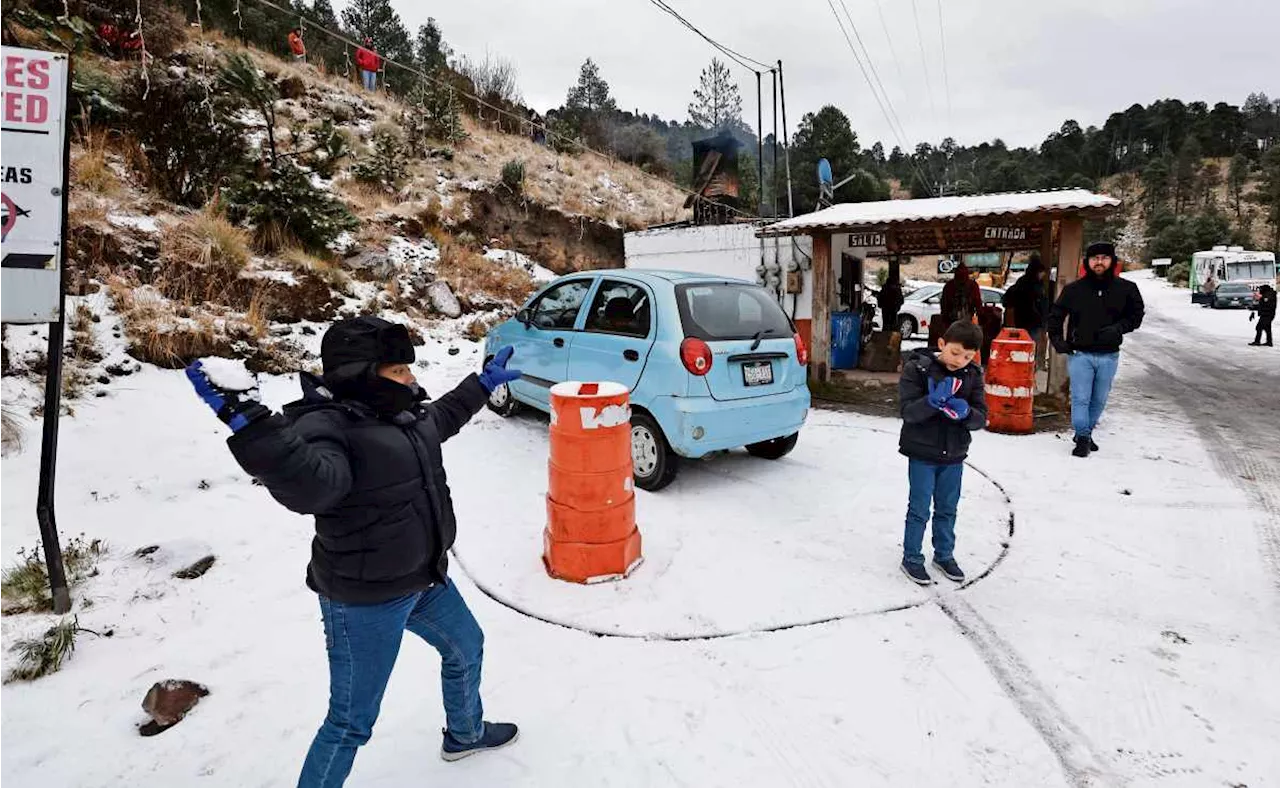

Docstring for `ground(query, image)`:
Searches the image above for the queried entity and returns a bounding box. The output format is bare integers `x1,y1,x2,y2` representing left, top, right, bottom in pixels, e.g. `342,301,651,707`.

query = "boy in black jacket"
184,317,524,786
898,321,988,585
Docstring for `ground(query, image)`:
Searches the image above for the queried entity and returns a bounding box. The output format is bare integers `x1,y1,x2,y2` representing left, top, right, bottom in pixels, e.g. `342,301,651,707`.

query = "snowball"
200,358,257,392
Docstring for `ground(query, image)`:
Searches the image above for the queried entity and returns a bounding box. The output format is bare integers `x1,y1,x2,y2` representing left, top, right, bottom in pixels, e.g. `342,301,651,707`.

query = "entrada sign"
848,232,886,248
984,226,1027,241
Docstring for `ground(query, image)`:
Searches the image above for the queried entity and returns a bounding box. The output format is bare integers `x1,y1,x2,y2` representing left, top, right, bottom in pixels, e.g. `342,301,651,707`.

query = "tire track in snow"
1127,310,1280,596
935,594,1123,788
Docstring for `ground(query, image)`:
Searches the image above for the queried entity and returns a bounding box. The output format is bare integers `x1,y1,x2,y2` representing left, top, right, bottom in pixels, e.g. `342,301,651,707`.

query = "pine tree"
688,58,742,130
1228,153,1250,220
415,18,449,71
340,0,413,89
565,58,617,115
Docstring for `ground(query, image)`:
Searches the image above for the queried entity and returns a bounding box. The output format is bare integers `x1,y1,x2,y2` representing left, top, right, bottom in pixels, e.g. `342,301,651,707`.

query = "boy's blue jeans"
361,69,377,91
297,579,484,788
1067,352,1120,439
904,459,964,566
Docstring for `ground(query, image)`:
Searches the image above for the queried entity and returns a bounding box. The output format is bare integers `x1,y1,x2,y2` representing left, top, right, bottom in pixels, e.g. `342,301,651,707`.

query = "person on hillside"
355,38,381,91
1249,284,1276,347
288,27,306,63
1001,255,1050,340
184,317,524,787
1047,241,1146,458
897,320,988,586
930,262,982,346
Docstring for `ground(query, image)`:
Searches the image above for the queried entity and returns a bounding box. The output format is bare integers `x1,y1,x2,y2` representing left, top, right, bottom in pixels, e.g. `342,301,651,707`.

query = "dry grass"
68,196,110,228
463,314,503,342
160,209,252,274
106,279,235,369
282,247,351,294
1,406,24,456
71,129,121,197
436,239,537,306
1,535,104,616
337,178,398,216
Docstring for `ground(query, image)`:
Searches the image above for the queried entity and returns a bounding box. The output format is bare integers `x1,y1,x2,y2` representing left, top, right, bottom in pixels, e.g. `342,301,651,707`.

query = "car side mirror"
516,309,532,327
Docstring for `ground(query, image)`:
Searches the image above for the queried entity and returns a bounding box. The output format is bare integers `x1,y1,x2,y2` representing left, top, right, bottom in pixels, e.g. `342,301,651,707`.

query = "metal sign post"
2,46,73,613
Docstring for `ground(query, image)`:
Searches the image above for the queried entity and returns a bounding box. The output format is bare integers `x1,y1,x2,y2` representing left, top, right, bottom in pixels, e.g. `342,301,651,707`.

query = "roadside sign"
964,251,1003,269
2,46,69,324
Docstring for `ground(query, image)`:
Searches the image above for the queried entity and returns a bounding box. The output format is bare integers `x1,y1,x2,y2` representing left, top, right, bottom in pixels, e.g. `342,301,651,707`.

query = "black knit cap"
321,316,415,385
1084,241,1117,262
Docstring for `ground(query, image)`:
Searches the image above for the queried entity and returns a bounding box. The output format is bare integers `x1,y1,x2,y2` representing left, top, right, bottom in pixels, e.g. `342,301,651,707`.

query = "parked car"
895,284,1005,338
1210,282,1260,310
483,271,811,491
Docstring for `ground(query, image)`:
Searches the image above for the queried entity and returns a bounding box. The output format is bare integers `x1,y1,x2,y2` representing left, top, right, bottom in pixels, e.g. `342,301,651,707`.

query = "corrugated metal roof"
756,189,1121,237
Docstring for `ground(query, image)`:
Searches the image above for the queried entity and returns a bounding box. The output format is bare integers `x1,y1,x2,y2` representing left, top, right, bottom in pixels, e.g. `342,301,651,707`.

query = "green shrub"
7,618,79,682
1,535,104,614
405,75,467,153
304,119,354,179
1167,260,1190,286
224,161,358,253
501,159,526,194
352,125,409,191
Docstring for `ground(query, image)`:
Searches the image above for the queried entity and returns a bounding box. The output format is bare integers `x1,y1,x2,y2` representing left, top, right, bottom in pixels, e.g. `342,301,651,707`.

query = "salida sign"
2,46,69,323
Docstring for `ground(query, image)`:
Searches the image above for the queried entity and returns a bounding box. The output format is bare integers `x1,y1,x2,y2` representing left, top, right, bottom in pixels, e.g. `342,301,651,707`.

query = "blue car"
483,270,811,491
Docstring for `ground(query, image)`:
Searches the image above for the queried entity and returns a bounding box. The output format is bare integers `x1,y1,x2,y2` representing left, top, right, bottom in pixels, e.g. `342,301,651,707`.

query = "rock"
277,76,306,99
173,555,216,579
301,325,316,336
140,680,209,736
270,325,294,337
427,281,462,319
134,545,160,558
448,346,460,356
346,248,396,280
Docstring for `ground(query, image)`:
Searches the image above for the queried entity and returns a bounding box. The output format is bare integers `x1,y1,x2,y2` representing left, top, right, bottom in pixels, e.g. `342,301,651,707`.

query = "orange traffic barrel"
984,328,1036,434
544,382,643,584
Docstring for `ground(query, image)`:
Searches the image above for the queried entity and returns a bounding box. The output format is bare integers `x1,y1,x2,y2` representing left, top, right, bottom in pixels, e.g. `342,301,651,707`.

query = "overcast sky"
354,0,1275,152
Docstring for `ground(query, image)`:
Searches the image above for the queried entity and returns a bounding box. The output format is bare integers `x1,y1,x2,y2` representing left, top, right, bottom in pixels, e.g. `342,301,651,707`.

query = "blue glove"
185,361,270,433
940,397,971,421
478,346,523,393
926,376,961,409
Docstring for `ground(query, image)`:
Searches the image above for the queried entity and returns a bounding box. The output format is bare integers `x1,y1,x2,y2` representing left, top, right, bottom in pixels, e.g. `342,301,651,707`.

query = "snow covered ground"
2,274,1279,786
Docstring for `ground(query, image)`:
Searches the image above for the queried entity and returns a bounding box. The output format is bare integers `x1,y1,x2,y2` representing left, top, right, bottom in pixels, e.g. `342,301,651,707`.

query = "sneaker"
932,557,966,583
441,722,520,762
1072,437,1091,458
900,561,933,586
1089,438,1099,452
1249,341,1262,346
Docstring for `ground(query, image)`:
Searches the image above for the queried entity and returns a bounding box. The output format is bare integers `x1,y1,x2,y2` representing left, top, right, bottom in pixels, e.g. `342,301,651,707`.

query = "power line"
239,0,756,218
871,0,907,97
936,0,953,127
824,0,935,196
910,0,938,128
644,0,773,73
834,0,915,167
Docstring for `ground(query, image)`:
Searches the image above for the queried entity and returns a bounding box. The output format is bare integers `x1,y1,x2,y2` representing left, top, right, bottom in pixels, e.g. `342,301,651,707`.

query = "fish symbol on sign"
1,193,32,241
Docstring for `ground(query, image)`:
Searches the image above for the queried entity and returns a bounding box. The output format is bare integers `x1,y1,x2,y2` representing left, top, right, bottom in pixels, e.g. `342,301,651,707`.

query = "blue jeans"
1067,352,1120,439
298,579,484,788
903,459,964,566
361,69,377,91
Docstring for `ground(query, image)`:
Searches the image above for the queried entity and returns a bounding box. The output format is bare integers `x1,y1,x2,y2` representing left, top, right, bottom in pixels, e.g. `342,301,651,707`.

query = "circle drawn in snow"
450,417,1013,640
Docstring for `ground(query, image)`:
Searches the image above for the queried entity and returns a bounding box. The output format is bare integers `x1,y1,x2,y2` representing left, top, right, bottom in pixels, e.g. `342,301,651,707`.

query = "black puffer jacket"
227,371,489,604
898,349,987,465
1047,271,1145,354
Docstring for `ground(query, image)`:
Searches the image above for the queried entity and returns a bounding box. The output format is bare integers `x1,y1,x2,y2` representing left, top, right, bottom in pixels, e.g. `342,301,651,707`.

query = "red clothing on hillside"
355,46,381,72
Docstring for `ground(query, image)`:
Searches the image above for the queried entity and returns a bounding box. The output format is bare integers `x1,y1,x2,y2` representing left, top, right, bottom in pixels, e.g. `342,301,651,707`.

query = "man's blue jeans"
1067,352,1120,439
904,459,964,566
297,579,484,788
361,69,377,91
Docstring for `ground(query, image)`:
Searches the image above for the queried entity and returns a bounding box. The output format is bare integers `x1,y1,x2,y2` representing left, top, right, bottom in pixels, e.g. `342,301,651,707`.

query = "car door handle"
553,338,565,348
623,349,639,361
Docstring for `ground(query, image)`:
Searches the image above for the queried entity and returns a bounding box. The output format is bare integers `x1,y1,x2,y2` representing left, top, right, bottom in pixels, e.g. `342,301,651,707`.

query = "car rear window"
675,283,793,341
1218,284,1252,294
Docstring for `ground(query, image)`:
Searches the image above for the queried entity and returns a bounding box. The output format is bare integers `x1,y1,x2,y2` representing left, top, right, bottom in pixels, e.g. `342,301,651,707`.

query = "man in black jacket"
1047,241,1145,458
1001,254,1050,340
184,316,524,786
897,320,988,586
1249,284,1276,347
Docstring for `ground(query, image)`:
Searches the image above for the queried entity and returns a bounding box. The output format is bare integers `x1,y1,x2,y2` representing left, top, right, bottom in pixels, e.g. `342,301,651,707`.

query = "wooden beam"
810,231,833,385
1048,217,1084,395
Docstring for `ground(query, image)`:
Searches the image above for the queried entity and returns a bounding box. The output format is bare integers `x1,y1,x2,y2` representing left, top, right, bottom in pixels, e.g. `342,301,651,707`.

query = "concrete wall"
624,224,815,321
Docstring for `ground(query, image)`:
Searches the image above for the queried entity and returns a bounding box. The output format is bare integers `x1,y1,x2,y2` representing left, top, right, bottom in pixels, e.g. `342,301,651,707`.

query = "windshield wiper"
750,328,776,351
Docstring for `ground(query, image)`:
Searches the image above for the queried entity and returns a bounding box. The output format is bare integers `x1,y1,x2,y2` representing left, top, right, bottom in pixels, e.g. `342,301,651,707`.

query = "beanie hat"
1084,241,1117,262
320,316,414,387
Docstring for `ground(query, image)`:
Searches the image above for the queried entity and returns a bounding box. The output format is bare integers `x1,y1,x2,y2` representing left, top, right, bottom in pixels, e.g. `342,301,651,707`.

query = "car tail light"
793,332,808,366
680,337,713,376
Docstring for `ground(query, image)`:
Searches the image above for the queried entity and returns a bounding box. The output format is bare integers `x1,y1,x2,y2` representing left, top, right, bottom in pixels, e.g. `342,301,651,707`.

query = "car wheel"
745,432,799,460
897,315,917,338
484,358,522,417
630,413,679,492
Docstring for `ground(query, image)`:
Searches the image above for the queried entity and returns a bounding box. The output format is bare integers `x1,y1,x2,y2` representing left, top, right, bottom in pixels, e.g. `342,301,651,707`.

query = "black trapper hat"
320,316,414,386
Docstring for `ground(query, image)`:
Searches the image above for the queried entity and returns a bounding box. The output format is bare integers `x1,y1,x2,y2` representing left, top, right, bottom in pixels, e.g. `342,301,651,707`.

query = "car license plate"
742,361,774,387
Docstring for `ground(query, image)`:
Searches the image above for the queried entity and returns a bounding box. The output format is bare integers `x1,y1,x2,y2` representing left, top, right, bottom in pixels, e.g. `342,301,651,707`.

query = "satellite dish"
817,159,835,209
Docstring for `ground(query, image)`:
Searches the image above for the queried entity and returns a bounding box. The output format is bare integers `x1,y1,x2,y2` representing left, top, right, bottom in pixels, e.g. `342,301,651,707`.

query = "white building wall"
624,224,815,320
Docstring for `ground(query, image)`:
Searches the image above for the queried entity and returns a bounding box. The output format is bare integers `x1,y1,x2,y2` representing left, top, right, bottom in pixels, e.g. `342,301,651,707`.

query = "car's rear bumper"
647,386,811,458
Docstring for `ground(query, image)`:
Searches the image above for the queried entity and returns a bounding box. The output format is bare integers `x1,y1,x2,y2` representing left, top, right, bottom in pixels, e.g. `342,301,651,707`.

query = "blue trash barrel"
831,311,861,370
